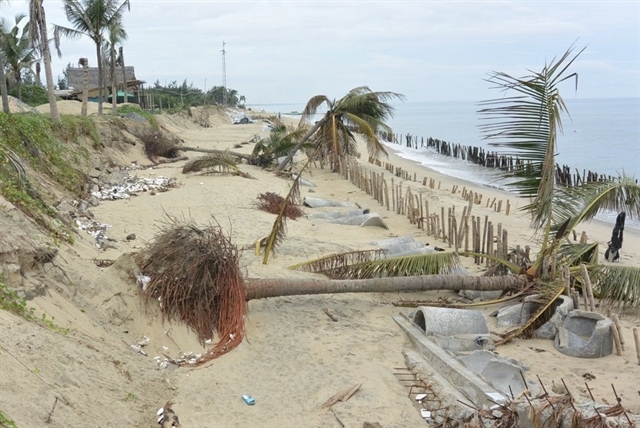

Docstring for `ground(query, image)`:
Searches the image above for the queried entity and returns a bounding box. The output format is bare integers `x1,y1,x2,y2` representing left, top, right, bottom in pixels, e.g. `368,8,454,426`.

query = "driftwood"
322,383,362,408
180,146,253,162
323,308,339,322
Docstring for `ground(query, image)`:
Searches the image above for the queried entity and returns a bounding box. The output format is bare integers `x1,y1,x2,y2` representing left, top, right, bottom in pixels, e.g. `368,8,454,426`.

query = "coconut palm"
78,57,88,116
277,86,404,172
28,0,60,121
266,47,639,328
251,124,311,168
105,18,126,113
117,45,125,92
0,0,9,113
0,13,38,101
54,0,130,115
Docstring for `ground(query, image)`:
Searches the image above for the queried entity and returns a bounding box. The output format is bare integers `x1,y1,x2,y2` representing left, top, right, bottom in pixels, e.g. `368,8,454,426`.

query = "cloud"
2,0,638,103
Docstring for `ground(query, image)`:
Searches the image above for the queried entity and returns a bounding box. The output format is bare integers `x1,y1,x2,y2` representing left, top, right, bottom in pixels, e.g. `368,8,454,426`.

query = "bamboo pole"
447,208,452,248
633,327,640,365
611,323,622,356
580,264,596,312
611,314,625,351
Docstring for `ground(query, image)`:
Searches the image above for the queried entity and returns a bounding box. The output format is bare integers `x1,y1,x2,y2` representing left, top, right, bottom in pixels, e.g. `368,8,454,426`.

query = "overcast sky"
3,1,639,104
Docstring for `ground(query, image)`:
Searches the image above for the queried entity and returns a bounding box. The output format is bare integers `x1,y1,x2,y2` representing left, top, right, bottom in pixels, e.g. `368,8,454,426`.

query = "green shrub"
118,104,158,129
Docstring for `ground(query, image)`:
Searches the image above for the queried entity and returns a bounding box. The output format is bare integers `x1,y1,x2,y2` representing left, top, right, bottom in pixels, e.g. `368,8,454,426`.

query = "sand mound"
5,95,39,113
35,100,119,116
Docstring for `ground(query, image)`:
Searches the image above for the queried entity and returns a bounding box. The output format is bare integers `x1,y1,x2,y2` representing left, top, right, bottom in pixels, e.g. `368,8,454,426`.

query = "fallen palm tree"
141,131,182,162
134,217,526,364
135,216,245,364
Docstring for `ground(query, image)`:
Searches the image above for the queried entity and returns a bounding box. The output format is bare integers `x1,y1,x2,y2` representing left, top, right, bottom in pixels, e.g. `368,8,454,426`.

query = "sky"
2,1,639,105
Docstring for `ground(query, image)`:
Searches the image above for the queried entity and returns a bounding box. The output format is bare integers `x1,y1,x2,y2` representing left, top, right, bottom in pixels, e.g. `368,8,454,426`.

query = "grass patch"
118,104,159,129
0,278,68,335
0,112,92,242
0,410,18,428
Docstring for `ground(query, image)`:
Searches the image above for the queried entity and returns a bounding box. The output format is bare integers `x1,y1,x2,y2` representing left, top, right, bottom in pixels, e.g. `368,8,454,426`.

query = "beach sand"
1,106,638,427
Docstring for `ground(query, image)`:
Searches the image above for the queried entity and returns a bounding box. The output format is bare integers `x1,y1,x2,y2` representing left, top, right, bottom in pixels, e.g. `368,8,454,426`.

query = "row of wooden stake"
343,159,510,265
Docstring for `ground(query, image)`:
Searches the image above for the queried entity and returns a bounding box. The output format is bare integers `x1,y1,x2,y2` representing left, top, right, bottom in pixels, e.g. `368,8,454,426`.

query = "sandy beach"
1,105,639,427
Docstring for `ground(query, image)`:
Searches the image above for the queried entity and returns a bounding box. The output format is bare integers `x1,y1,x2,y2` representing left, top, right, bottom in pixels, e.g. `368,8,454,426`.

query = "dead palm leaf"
592,265,640,313
496,281,565,345
182,152,253,178
289,249,387,276
261,165,303,264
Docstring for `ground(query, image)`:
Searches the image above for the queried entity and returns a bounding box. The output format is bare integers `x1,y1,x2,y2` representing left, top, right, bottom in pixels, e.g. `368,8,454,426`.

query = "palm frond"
295,251,461,279
262,163,304,264
478,44,585,234
552,176,640,236
461,251,522,274
182,153,252,178
556,242,598,268
593,265,640,312
299,95,330,127
289,249,387,275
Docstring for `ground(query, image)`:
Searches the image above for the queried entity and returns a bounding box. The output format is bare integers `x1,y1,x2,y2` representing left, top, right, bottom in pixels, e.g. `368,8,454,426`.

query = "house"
65,65,145,105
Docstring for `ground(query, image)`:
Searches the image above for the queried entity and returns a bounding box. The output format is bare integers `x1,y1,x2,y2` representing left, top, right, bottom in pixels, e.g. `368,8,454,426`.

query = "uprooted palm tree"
136,217,525,365
276,86,405,172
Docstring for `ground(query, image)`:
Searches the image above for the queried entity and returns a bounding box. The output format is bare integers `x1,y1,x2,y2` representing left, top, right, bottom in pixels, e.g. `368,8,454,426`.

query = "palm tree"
29,0,60,122
54,0,130,115
117,45,125,93
266,48,639,322
277,86,404,172
78,57,88,116
1,13,38,101
0,0,9,113
105,19,126,113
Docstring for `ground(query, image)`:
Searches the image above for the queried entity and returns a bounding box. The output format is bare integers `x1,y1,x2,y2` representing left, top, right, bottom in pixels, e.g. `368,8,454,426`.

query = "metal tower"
221,41,227,106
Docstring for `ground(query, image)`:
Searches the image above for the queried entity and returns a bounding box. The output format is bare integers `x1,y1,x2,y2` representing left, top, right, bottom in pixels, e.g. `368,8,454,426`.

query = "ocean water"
249,98,640,230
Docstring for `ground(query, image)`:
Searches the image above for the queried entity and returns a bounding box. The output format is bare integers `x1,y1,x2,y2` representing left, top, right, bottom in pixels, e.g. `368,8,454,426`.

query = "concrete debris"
554,310,614,358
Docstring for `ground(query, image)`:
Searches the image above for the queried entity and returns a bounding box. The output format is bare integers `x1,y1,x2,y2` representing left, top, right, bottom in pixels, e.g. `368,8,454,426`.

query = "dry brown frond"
255,192,304,219
182,153,253,179
140,131,182,162
136,216,245,363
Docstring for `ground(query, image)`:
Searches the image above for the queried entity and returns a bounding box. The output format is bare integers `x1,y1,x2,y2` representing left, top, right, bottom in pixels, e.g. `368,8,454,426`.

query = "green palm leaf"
478,45,585,239
551,176,640,237
593,265,640,312
291,250,460,279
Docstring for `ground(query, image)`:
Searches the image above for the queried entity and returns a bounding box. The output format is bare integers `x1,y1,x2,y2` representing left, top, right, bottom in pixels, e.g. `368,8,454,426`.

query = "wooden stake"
611,314,625,351
611,323,622,356
580,264,596,312
633,327,640,365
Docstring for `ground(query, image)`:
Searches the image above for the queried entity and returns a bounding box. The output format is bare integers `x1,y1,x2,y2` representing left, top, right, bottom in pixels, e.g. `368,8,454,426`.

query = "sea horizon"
248,97,640,231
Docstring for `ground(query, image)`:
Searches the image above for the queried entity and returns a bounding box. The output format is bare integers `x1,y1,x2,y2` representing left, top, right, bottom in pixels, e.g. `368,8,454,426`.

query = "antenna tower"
221,41,227,106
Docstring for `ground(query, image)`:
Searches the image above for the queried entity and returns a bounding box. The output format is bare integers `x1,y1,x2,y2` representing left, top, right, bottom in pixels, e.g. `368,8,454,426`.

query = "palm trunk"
245,274,527,300
276,115,328,171
40,12,60,122
16,76,22,101
0,56,9,114
119,46,126,98
80,58,88,117
96,42,103,115
110,47,117,113
35,62,41,86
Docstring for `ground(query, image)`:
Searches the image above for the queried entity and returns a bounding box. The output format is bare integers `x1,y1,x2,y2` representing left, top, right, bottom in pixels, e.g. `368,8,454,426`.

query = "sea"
248,98,640,231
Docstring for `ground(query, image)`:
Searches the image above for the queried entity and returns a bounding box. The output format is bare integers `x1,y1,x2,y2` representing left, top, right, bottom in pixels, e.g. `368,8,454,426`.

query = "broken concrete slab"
394,314,509,408
496,295,574,336
410,306,491,352
459,350,537,398
306,208,370,219
554,310,614,358
303,197,355,208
